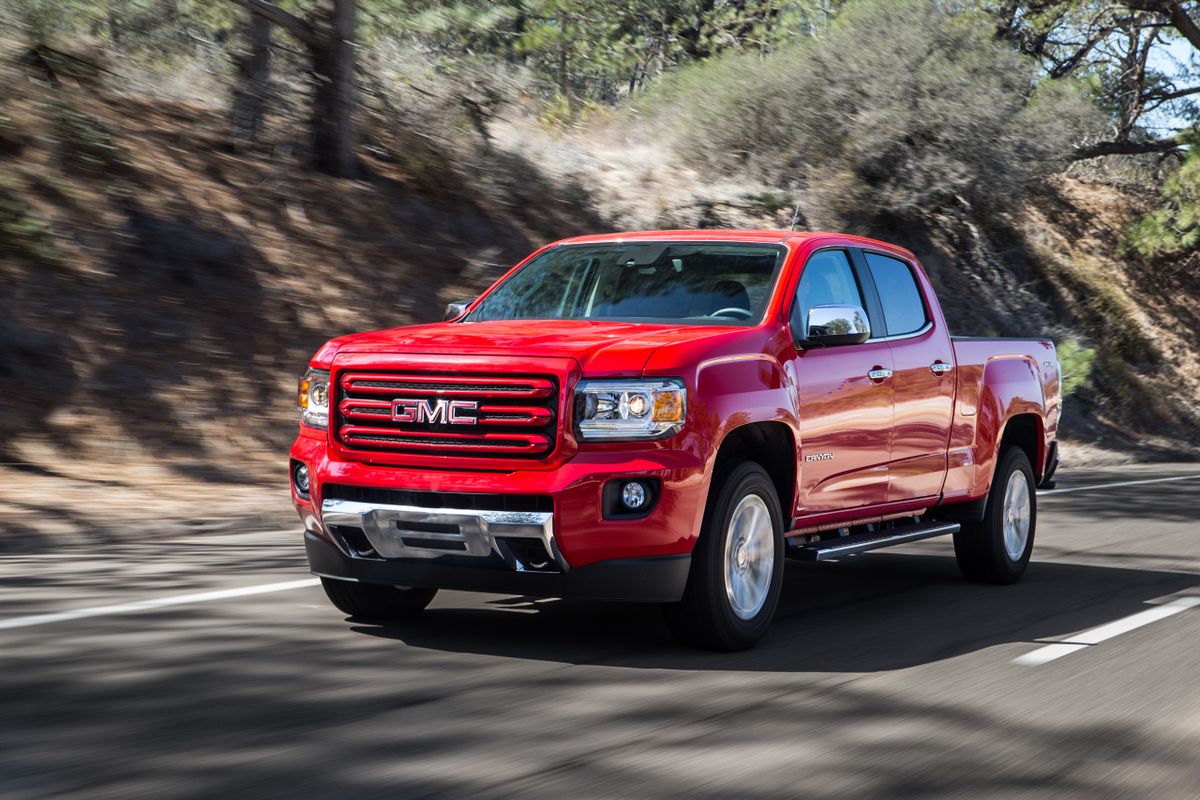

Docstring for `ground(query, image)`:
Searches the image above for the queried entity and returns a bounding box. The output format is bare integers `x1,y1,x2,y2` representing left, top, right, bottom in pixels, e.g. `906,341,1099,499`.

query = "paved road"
2,465,1199,799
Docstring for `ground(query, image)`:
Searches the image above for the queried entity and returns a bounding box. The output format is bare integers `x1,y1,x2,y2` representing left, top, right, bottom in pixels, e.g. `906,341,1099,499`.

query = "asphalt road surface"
2,464,1199,799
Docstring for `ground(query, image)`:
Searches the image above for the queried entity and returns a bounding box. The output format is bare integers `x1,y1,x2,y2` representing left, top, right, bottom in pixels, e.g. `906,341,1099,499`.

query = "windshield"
467,242,785,326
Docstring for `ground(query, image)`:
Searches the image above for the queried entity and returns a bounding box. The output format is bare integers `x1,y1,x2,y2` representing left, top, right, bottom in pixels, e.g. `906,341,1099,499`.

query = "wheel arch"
999,413,1044,480
710,421,798,522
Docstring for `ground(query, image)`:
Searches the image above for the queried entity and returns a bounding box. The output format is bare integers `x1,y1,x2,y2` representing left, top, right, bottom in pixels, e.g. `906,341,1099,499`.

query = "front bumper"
292,425,709,567
306,532,692,602
292,425,710,602
321,498,563,569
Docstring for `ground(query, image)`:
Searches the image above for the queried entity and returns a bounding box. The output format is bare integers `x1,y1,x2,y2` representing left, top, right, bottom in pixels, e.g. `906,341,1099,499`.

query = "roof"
554,229,915,258
558,229,809,245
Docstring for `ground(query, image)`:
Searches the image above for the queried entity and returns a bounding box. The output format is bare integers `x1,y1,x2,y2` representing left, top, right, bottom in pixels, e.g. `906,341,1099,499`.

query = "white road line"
1014,596,1200,666
1038,474,1200,496
0,578,320,632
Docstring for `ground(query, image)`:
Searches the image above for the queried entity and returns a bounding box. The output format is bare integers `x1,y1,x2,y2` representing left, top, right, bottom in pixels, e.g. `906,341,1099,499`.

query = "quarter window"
863,252,927,336
792,250,864,333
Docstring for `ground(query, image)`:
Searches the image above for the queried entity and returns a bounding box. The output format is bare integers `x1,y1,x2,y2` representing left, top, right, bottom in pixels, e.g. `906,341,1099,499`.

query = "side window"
792,250,864,332
863,252,927,336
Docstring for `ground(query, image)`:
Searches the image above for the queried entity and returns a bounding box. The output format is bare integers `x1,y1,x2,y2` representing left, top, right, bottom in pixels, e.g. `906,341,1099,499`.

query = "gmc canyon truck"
291,230,1061,649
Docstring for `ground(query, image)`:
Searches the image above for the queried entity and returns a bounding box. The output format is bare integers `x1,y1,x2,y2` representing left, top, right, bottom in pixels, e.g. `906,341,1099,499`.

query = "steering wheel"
710,306,753,320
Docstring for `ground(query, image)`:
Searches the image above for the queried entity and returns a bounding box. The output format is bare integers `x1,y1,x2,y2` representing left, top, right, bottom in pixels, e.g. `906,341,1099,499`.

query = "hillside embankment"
2,54,1197,550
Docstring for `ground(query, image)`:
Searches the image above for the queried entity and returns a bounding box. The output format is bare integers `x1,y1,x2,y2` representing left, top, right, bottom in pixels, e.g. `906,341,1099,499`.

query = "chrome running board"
789,521,961,562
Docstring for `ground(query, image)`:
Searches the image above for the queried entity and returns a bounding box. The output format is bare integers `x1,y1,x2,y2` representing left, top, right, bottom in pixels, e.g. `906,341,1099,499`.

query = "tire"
320,578,437,620
664,461,785,650
953,446,1036,584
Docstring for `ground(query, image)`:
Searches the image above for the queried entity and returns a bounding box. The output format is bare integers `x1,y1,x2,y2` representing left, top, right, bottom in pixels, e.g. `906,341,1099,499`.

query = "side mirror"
444,300,471,321
795,304,871,348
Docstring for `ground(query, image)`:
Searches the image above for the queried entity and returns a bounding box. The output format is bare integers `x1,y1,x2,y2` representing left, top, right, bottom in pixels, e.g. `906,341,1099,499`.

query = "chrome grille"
336,371,558,459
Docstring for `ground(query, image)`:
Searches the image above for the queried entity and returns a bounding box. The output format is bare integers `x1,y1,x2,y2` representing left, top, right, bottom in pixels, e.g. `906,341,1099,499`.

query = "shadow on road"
351,552,1198,672
3,544,1197,797
1039,478,1200,524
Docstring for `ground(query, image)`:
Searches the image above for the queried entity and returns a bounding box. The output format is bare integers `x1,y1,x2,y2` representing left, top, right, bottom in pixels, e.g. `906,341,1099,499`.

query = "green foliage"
367,0,840,106
0,182,63,266
2,0,845,111
1125,130,1200,256
1056,339,1096,398
651,0,1100,223
741,190,794,216
4,0,239,50
55,105,126,176
3,0,102,42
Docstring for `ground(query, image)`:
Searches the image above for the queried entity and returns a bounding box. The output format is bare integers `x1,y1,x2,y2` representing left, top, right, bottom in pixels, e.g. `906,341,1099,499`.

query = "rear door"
789,249,894,515
854,250,955,502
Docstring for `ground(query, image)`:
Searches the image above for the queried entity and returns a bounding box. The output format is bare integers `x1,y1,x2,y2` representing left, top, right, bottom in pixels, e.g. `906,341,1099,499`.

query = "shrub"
1057,339,1096,398
0,182,62,266
1124,130,1200,256
56,105,126,176
648,0,1100,225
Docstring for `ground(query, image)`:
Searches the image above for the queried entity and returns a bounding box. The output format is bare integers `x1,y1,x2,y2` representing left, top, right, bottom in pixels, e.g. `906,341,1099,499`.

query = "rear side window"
792,250,863,331
864,252,927,336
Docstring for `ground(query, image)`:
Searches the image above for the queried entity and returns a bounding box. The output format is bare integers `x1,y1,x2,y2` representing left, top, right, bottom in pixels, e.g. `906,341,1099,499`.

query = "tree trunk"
227,0,358,177
231,11,272,143
309,0,357,178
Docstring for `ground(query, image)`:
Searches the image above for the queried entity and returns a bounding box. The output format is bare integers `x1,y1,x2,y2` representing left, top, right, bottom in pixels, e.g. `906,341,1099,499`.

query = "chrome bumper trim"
320,499,563,571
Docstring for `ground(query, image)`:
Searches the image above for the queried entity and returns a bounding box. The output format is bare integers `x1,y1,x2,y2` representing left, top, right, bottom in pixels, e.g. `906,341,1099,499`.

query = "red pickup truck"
291,230,1061,649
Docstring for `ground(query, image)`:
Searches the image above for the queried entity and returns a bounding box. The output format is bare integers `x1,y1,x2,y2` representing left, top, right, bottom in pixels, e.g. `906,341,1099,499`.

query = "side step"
788,521,961,562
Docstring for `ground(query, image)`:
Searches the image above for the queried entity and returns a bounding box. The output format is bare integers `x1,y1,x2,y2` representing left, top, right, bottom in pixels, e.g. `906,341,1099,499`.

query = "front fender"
676,353,800,533
697,353,799,442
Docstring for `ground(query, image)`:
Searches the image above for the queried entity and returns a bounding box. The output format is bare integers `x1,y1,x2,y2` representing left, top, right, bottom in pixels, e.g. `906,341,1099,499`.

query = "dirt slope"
2,58,1196,549
0,57,604,547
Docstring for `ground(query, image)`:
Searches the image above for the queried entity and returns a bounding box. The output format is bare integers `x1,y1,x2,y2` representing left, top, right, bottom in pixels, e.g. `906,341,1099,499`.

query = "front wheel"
953,446,1036,584
320,578,437,620
664,461,785,650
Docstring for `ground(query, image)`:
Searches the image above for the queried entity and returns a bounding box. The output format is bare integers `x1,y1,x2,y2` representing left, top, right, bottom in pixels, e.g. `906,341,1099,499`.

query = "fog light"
293,463,310,497
621,481,647,510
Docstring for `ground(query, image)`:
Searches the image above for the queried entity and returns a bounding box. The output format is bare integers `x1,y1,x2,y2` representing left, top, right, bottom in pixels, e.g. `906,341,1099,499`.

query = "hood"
329,319,751,375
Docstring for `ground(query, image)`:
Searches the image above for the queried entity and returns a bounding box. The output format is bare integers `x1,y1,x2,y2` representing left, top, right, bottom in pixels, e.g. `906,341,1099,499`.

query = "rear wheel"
320,578,437,620
953,446,1036,584
664,461,784,650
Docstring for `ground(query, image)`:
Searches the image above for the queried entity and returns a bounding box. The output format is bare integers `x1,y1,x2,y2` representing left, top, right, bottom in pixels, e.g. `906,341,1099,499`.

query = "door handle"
867,367,893,382
930,361,953,376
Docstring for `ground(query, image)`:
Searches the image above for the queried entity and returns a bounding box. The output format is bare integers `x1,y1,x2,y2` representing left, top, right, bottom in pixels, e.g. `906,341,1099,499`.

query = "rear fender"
968,356,1046,498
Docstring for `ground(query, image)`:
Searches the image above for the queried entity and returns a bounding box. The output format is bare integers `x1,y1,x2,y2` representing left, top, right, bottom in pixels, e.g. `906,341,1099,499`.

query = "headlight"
574,378,686,441
298,367,330,429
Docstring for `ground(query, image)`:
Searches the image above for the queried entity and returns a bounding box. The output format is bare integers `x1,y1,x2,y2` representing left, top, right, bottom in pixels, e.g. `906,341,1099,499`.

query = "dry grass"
1019,179,1200,447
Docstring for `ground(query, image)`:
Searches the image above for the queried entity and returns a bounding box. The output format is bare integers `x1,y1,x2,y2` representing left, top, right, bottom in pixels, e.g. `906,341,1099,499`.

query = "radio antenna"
789,199,802,231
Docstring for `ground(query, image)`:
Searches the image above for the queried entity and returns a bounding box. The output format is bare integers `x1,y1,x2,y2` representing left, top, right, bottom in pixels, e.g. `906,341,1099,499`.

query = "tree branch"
1047,24,1118,78
1071,137,1183,159
1166,1,1200,50
1127,1,1200,50
228,0,313,45
1143,83,1200,106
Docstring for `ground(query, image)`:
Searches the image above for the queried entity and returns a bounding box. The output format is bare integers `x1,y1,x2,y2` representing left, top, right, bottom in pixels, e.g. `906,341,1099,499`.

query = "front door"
790,249,894,516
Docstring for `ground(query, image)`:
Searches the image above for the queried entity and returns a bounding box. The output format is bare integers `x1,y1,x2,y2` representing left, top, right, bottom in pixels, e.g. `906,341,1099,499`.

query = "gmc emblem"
392,398,479,425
